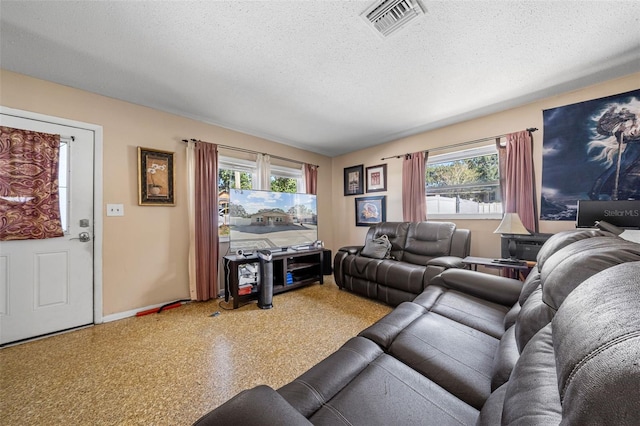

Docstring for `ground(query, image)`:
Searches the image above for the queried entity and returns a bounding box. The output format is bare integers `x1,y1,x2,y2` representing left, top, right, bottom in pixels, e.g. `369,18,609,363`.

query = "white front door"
0,114,95,345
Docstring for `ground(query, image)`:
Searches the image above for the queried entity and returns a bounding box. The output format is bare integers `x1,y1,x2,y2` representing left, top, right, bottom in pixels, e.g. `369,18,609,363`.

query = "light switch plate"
106,204,124,217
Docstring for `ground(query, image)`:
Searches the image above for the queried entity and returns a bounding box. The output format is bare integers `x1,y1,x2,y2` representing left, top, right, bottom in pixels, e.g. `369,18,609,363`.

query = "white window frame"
426,145,503,220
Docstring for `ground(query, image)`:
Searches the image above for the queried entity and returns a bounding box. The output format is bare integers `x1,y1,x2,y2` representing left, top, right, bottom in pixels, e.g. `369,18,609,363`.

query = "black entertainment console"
223,248,324,309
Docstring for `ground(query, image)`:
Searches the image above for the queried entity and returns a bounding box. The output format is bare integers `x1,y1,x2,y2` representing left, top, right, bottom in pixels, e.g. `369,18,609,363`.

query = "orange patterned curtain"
0,126,64,240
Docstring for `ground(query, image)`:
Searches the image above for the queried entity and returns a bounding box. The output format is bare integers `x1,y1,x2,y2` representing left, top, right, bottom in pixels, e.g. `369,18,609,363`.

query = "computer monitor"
576,200,640,229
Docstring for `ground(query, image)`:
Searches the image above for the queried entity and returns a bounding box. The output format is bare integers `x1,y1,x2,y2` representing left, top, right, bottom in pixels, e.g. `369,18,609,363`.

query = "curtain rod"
182,139,319,168
380,128,538,161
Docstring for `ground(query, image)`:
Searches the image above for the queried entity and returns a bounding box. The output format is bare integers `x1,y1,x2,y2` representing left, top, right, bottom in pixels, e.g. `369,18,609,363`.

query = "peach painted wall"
0,70,332,316
331,72,640,259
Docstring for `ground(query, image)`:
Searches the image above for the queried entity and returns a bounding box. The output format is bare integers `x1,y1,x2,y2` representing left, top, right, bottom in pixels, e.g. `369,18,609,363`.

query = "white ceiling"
1,1,639,157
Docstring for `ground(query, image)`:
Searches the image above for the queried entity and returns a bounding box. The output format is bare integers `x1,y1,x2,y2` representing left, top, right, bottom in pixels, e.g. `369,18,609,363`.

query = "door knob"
70,232,91,242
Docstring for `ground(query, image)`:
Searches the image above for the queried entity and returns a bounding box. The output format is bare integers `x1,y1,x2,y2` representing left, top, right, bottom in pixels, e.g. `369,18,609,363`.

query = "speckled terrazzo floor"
0,277,391,425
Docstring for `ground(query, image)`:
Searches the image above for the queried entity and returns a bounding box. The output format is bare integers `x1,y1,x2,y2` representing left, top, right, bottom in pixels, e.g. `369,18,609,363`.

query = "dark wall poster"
541,89,640,221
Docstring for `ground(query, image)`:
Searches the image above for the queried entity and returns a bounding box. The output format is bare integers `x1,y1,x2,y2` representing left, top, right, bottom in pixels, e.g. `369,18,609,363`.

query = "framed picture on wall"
138,147,175,206
344,164,364,196
355,195,386,226
366,164,387,192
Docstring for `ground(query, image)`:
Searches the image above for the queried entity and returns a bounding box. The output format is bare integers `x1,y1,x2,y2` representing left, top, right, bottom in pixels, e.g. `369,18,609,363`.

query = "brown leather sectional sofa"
194,229,640,425
333,222,471,306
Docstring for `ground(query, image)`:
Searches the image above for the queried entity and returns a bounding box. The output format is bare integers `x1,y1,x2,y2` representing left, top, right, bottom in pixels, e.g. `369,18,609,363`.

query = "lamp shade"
494,212,530,235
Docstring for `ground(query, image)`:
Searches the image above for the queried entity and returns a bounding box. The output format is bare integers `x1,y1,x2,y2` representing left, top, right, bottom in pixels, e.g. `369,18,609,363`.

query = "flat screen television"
227,189,318,252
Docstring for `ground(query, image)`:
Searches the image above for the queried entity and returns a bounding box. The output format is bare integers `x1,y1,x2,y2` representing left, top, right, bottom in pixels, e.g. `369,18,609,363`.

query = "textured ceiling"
1,1,639,156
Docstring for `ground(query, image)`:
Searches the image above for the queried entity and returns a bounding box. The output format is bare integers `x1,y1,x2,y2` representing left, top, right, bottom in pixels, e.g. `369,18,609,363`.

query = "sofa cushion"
489,325,519,391
387,312,499,409
375,260,426,294
535,228,612,268
401,222,456,265
365,222,410,261
307,353,479,426
475,383,507,426
540,237,640,310
517,229,612,305
413,286,512,338
503,261,640,425
517,269,541,306
278,336,384,418
553,261,640,424
359,301,427,349
193,385,312,426
502,324,563,424
343,255,383,282
376,284,418,306
514,236,640,351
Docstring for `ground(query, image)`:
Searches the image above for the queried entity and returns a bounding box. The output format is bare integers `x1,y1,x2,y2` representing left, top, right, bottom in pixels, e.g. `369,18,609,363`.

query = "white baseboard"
101,300,186,323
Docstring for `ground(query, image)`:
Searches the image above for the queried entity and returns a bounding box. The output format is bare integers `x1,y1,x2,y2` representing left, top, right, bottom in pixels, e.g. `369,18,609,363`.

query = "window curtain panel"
186,141,197,299
253,153,271,190
402,151,427,222
303,163,318,195
0,126,64,241
188,141,219,301
504,130,538,232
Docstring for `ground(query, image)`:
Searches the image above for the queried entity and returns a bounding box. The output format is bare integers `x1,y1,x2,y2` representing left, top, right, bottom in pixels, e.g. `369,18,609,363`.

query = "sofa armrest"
338,245,363,255
426,256,465,269
430,268,522,306
193,385,312,426
334,246,363,288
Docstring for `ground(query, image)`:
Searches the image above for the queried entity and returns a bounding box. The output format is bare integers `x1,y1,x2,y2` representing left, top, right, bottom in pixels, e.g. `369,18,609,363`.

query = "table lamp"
494,212,530,264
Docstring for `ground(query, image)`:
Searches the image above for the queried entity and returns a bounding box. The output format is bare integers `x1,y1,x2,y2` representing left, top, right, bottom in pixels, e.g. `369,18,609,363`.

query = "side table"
462,256,535,281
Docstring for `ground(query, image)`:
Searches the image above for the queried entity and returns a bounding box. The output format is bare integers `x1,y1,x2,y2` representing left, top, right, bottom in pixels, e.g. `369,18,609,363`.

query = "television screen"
227,189,318,252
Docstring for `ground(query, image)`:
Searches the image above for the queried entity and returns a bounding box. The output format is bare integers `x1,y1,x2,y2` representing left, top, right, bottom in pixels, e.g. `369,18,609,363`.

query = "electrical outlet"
106,204,124,217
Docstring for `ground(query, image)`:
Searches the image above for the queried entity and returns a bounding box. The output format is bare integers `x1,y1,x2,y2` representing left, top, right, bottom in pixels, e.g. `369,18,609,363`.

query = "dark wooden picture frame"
344,164,364,196
355,195,386,226
366,164,387,193
138,147,175,206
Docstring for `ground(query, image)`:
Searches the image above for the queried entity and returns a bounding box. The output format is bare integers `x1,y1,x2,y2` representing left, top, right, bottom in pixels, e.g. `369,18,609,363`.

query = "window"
218,156,254,239
218,156,254,192
270,164,301,193
425,145,502,218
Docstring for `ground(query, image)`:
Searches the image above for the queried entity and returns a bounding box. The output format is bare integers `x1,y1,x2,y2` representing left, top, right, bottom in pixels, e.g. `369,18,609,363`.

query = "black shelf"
287,262,317,272
223,248,324,309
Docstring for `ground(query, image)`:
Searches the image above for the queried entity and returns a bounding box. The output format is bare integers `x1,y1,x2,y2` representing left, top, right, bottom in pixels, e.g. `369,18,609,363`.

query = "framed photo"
138,147,175,206
355,196,386,226
344,164,364,196
366,164,387,192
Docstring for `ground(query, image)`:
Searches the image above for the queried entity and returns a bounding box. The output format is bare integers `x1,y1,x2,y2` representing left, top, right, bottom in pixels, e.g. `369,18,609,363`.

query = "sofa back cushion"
535,228,612,268
401,222,456,265
450,228,471,258
500,261,640,425
514,236,640,352
552,261,640,424
365,222,410,261
518,228,613,306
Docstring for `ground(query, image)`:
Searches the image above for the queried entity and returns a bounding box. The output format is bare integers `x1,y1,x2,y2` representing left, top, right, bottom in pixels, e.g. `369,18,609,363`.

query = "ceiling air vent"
361,0,426,37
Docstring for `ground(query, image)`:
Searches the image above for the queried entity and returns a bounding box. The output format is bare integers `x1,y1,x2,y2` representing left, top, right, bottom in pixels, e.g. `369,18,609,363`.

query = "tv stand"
223,248,324,309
